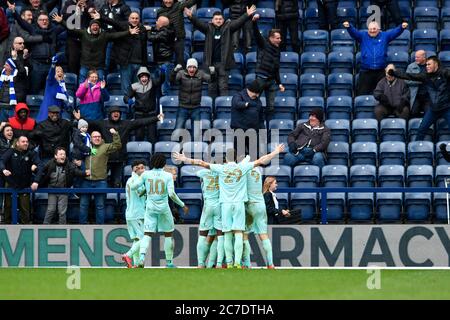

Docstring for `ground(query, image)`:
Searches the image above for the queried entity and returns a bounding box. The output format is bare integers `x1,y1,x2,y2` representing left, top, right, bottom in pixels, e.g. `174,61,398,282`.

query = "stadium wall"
1,225,450,267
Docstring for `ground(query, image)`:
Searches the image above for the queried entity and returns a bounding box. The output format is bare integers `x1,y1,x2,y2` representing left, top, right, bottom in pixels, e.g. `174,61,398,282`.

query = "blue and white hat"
5,58,16,71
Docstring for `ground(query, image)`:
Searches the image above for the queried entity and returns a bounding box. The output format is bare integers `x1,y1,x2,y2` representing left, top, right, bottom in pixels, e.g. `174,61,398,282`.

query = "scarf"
0,69,18,105
56,78,68,101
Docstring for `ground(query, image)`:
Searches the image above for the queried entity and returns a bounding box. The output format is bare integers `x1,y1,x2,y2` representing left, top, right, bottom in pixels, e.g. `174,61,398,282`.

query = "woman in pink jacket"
76,69,110,120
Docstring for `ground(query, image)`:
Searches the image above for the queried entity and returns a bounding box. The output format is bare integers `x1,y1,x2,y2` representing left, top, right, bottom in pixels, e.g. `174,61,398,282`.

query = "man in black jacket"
230,80,264,131
6,37,31,102
184,5,256,99
124,66,159,142
0,58,26,121
223,0,254,52
275,0,300,53
252,15,285,123
74,105,163,187
0,135,40,224
157,0,198,66
32,147,90,224
389,56,450,141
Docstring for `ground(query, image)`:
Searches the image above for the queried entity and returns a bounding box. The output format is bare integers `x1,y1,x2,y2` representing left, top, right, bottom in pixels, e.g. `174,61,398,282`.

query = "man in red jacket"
8,102,36,145
0,8,9,66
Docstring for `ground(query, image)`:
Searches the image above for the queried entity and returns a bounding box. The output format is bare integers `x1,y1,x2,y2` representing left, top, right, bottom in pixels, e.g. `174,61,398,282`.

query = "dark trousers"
30,60,51,95
66,37,81,75
3,187,31,224
255,76,278,123
375,103,410,122
371,0,403,28
174,37,185,67
411,94,431,118
208,63,229,99
108,161,124,188
317,0,339,30
277,19,301,53
357,69,385,96
134,112,157,143
231,19,252,51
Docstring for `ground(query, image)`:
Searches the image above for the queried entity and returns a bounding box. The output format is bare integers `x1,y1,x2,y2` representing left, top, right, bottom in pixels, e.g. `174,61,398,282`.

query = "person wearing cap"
52,11,140,84
73,105,163,188
124,66,159,142
170,58,214,130
284,108,331,168
231,79,265,132
75,69,110,120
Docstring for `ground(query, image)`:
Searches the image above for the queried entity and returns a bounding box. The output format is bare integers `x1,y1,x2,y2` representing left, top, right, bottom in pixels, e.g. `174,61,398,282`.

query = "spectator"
343,20,408,96
440,143,450,162
157,0,198,67
0,58,25,121
53,13,139,83
36,55,70,123
8,102,36,143
184,5,257,99
374,64,410,121
79,128,121,224
33,147,90,224
223,0,254,52
147,15,175,96
371,0,403,29
275,0,300,52
0,7,9,66
0,122,13,220
263,176,300,224
61,0,96,74
230,80,264,131
71,118,91,162
75,69,110,120
6,37,31,102
22,0,59,22
74,106,163,187
7,8,44,49
406,50,430,118
95,10,148,96
32,105,75,163
170,58,213,130
252,15,285,123
316,0,338,31
164,165,183,224
284,108,330,168
389,56,450,141
0,135,40,224
124,66,159,142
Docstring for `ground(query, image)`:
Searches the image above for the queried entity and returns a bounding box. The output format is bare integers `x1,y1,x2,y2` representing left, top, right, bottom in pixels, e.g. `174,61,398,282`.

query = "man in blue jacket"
343,20,408,96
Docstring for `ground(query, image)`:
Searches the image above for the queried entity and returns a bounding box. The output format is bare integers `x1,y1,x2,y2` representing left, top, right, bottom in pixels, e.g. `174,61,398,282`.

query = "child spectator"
72,119,91,162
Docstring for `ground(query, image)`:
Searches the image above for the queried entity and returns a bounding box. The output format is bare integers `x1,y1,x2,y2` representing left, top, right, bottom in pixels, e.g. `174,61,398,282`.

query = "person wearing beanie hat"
283,107,331,168
72,119,91,162
170,57,214,129
0,57,20,121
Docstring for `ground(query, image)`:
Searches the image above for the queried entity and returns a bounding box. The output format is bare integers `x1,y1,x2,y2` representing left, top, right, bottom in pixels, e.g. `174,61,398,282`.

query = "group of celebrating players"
121,143,285,269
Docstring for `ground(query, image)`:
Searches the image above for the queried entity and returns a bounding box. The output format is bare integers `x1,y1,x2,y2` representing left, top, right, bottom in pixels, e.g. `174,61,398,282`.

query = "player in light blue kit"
122,159,147,268
196,168,224,268
129,153,189,268
173,144,284,268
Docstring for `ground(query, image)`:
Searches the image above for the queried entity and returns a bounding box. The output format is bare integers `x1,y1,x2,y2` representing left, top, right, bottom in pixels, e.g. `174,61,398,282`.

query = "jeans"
416,108,450,141
30,60,51,94
155,62,173,96
79,179,107,224
283,150,326,168
119,63,140,96
79,66,105,84
175,107,201,130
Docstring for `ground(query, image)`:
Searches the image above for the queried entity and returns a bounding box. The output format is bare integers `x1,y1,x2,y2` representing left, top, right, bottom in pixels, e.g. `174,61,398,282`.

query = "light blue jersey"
210,162,254,203
197,169,219,201
125,176,146,220
246,167,265,203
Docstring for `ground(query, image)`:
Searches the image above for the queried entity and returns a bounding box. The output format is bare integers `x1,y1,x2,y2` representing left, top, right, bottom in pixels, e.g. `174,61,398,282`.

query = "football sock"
196,235,208,266
164,237,174,263
216,235,225,266
207,239,218,268
234,233,243,266
224,232,234,265
262,238,273,266
242,239,251,267
139,235,151,257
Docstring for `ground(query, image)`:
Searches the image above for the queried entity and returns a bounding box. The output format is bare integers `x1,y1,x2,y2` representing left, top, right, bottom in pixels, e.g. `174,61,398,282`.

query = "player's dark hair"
427,56,441,68
132,159,147,168
150,153,166,169
225,148,235,163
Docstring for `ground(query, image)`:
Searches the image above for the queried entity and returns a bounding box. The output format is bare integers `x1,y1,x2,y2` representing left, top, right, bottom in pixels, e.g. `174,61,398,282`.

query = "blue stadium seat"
193,30,206,52
412,29,438,52
304,8,321,30
330,28,355,52
358,6,371,30
380,118,406,142
106,73,122,95
352,119,378,143
273,97,297,121
292,165,320,221
388,30,410,52
64,73,78,93
209,142,234,160
336,7,357,28
232,52,245,74
436,141,450,165
440,30,450,52
327,73,353,97
245,52,257,73
303,30,329,52
185,119,211,137
154,141,181,165
300,73,326,97
327,51,354,74
439,51,450,69
437,118,450,143
408,141,434,165
379,141,406,166
263,165,292,187
212,118,231,134
279,73,298,97
191,51,203,65
104,193,119,223
386,51,410,71
415,0,438,6
159,96,179,119
348,165,376,221
257,0,275,8
377,165,404,222
321,165,348,221
244,73,256,86
280,52,300,74
378,164,405,187
142,7,158,24
434,165,450,222
414,7,439,29
405,191,432,221
181,141,208,160
354,95,376,119
178,193,203,222
326,96,352,120
298,96,325,119
196,7,221,22
269,119,294,144
441,8,450,30
26,95,44,116
214,96,233,119
326,119,350,143
300,52,326,74
407,165,433,187
157,118,176,141
256,7,276,27
126,141,152,165
351,142,378,166
180,165,203,188
327,141,349,165
408,118,434,142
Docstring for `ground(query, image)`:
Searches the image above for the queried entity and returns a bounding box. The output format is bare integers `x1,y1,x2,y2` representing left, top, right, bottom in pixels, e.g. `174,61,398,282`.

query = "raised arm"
390,68,427,82
229,5,255,32
172,152,211,169
386,23,408,42
252,20,266,48
253,144,285,167
185,7,208,34
343,22,363,43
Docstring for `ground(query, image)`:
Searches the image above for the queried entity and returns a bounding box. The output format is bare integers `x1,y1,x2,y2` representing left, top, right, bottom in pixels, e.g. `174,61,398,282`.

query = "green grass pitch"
1,268,450,299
